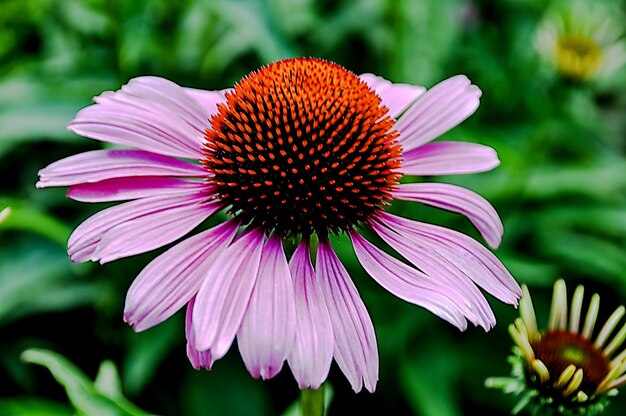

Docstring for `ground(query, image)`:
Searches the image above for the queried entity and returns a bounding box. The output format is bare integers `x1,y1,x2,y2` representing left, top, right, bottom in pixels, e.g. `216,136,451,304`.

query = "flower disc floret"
203,58,402,236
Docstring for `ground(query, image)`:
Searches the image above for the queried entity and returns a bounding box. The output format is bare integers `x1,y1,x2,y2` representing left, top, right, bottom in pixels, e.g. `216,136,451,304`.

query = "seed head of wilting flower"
487,279,626,415
38,58,520,391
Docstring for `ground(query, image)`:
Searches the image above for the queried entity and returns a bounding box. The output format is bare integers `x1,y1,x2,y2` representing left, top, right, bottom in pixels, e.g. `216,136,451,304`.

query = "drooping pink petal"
68,191,219,263
359,73,426,118
372,218,496,329
350,231,470,330
193,228,265,360
68,177,207,202
237,234,296,380
395,75,481,152
378,212,521,305
401,142,500,176
372,222,498,329
287,240,334,390
69,77,215,159
36,149,207,188
393,183,503,248
316,238,378,393
124,219,239,332
186,296,215,370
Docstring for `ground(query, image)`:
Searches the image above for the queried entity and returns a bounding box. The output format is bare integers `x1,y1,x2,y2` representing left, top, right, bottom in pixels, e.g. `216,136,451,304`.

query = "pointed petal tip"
259,365,284,380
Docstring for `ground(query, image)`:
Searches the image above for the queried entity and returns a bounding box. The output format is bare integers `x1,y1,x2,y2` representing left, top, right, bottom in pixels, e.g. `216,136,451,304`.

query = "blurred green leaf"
22,348,151,416
538,231,626,286
524,161,626,200
388,0,462,85
0,237,98,325
0,200,72,246
0,103,79,155
400,338,462,416
181,356,271,416
0,398,73,416
95,361,124,400
123,316,182,395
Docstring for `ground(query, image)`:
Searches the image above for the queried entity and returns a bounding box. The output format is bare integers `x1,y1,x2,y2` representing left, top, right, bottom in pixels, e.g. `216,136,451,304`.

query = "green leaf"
0,237,98,325
0,200,72,246
123,316,182,395
524,161,626,200
95,361,124,400
400,338,462,416
538,231,626,286
181,356,272,416
0,398,73,416
0,103,80,156
21,349,151,416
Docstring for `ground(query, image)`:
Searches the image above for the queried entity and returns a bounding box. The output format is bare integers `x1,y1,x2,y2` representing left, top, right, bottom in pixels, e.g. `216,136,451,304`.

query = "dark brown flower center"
533,330,610,393
203,58,402,236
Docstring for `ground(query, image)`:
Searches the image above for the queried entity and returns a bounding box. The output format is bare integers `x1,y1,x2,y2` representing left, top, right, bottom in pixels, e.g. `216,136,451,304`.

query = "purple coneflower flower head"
37,58,521,392
487,279,626,415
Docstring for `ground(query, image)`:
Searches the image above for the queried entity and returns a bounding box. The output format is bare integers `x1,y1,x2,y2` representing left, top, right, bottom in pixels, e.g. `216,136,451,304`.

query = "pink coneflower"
37,58,520,392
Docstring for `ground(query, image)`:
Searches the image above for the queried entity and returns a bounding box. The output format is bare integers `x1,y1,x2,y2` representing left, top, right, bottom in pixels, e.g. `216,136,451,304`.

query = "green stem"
300,385,325,416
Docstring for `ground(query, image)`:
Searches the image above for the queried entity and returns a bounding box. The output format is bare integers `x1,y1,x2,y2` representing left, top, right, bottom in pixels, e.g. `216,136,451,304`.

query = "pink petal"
359,73,426,118
395,75,481,152
393,183,503,248
350,231,470,330
287,240,334,389
401,142,500,176
182,87,230,116
124,219,239,332
378,212,521,305
372,217,497,329
68,177,207,202
237,234,296,380
69,77,215,159
186,296,215,370
68,191,218,263
193,228,265,359
36,149,207,188
93,202,221,265
316,238,378,393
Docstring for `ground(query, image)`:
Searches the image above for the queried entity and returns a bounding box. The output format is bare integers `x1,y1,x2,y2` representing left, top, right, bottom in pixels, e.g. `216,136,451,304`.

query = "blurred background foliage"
1,0,625,414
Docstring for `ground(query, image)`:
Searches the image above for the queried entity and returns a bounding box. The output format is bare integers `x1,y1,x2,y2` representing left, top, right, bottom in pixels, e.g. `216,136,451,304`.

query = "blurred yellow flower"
535,0,626,81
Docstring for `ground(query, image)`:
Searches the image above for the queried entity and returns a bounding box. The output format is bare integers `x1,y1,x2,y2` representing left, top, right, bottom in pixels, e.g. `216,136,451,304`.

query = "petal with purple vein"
350,231,469,330
68,191,218,263
396,75,481,152
186,296,215,370
287,240,334,389
372,218,496,329
394,183,503,248
378,212,520,305
70,77,213,159
193,228,264,359
124,219,238,332
37,149,207,188
238,234,296,380
317,238,378,393
69,177,207,203
401,142,499,176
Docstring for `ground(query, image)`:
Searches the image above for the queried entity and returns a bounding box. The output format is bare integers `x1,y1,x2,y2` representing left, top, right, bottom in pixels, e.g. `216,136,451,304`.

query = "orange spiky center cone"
203,58,402,236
